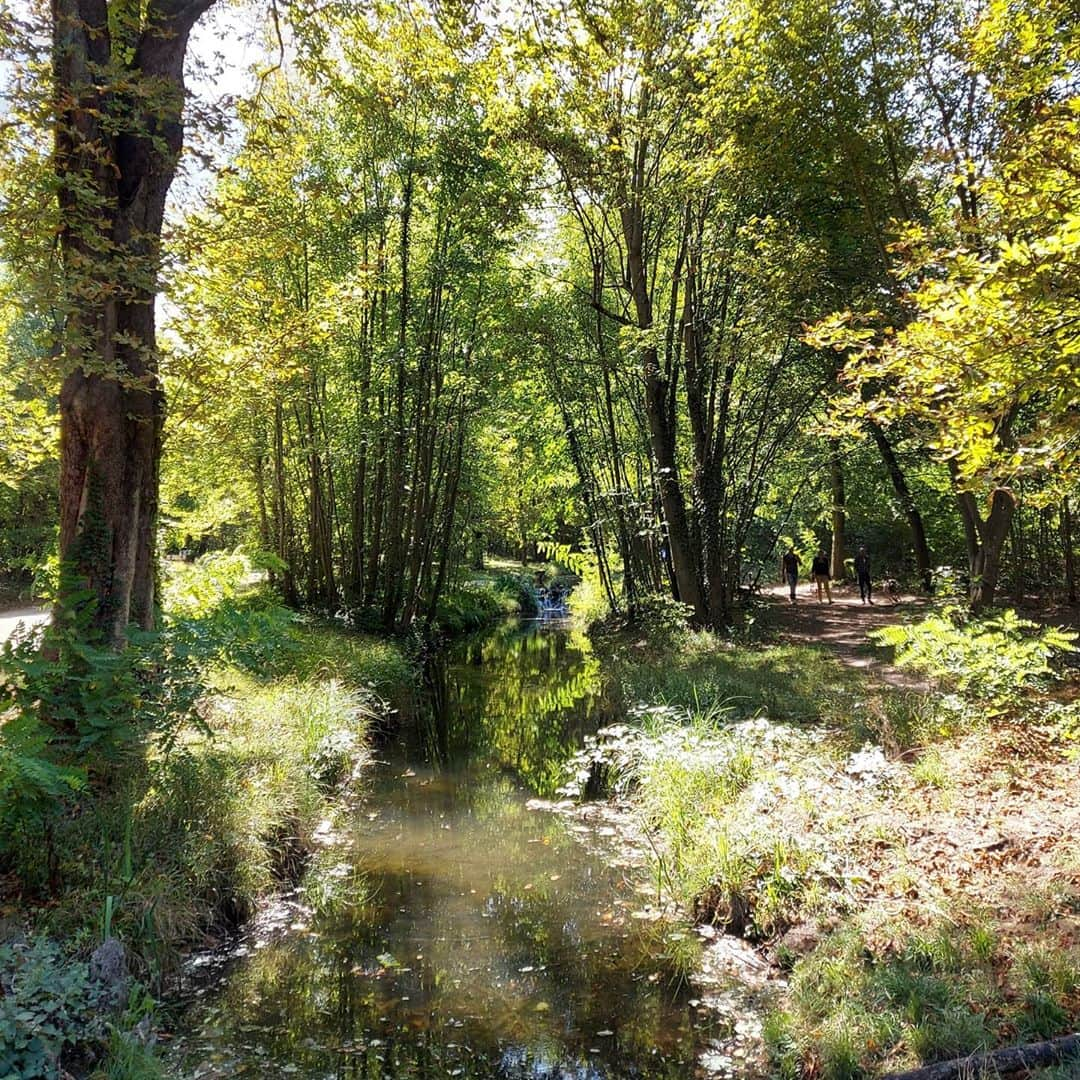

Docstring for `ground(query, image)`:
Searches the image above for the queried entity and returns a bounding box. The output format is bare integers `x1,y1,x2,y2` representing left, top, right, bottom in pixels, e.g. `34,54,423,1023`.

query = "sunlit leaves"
814,0,1080,498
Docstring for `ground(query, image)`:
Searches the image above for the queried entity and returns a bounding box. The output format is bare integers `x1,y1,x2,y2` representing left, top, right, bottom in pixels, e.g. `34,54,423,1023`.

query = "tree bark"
54,0,217,646
1063,496,1077,605
954,481,1016,609
618,148,703,620
829,440,846,582
866,422,933,591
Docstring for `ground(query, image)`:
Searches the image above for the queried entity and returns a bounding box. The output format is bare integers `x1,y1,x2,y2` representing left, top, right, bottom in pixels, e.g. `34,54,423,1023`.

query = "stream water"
165,619,752,1079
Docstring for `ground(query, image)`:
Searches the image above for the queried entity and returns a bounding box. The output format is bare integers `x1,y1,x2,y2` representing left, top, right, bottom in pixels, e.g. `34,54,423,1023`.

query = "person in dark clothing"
781,549,800,603
854,545,873,604
811,549,832,603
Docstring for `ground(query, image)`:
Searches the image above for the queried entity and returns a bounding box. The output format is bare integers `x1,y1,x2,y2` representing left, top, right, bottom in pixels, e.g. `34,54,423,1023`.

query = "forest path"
759,582,929,688
0,606,48,644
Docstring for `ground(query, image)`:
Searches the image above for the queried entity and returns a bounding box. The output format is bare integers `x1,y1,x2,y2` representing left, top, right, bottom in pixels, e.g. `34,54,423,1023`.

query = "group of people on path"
781,545,875,604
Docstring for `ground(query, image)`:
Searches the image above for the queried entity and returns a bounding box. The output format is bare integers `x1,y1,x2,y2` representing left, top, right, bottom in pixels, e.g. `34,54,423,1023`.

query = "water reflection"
413,620,606,795
167,621,724,1079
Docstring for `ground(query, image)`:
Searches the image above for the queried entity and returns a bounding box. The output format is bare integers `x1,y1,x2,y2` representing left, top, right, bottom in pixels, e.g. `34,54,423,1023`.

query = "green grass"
600,707,840,939
765,918,1080,1079
90,1030,166,1080
591,618,1080,1076
603,629,860,726
2,557,417,1076
24,658,385,977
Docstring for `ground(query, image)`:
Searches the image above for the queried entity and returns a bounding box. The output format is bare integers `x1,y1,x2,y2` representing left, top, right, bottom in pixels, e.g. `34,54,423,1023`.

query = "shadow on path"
759,583,928,689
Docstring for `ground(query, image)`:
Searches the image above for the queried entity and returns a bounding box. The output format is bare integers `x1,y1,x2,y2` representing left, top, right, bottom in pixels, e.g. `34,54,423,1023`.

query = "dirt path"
760,582,928,687
0,605,49,644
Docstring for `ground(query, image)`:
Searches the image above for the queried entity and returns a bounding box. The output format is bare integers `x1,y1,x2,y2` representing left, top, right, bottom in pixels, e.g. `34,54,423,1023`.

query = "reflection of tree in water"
416,621,609,794
167,622,715,1080
170,860,706,1078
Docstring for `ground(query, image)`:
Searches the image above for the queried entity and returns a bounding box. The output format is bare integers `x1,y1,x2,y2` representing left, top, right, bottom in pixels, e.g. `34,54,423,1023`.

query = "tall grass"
766,918,1080,1079
2,554,414,1075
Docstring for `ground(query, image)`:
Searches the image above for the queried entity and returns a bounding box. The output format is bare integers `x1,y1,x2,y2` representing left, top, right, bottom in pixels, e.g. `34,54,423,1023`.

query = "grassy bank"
0,554,415,1078
576,604,1080,1078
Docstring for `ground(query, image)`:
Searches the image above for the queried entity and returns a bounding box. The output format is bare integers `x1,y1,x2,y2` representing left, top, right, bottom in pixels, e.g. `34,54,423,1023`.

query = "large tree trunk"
619,153,703,620
953,476,1016,609
53,0,216,647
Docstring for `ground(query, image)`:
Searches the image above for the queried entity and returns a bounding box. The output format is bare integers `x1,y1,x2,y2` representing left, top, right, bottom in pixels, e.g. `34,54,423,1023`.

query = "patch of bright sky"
175,1,270,212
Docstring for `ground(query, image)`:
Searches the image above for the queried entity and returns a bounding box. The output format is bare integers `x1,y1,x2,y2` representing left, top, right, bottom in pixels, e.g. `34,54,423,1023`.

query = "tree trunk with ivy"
53,0,217,646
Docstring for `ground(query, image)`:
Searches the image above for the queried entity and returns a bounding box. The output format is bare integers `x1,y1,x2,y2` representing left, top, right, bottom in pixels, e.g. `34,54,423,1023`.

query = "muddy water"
166,619,740,1079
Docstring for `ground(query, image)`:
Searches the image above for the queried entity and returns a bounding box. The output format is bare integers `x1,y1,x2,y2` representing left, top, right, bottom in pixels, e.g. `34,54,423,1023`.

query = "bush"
491,571,540,614
871,606,1077,717
593,592,694,647
0,937,162,1080
0,576,206,879
435,583,511,634
3,552,404,965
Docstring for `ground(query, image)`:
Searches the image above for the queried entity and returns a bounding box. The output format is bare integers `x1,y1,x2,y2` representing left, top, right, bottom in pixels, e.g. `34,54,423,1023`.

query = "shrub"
0,937,162,1080
622,593,695,644
871,606,1077,717
491,571,540,615
0,576,206,878
435,583,510,634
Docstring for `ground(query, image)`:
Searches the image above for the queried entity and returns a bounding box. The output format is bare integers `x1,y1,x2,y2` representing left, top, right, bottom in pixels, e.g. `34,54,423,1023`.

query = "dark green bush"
491,571,540,614
0,574,206,876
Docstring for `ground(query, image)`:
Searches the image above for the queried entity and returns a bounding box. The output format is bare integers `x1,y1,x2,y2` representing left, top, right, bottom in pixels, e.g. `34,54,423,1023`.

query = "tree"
812,0,1080,605
50,0,217,645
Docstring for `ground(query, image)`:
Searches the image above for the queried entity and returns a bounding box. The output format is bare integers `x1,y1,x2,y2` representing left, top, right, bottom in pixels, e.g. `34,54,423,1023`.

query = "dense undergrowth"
574,597,1080,1078
0,552,416,1079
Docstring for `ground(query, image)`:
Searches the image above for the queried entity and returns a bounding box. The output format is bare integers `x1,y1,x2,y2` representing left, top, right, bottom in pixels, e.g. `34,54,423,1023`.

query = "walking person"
811,548,833,603
854,545,873,604
781,548,800,604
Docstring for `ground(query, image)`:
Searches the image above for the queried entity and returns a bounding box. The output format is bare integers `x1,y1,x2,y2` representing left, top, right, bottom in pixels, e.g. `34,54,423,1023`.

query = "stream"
165,619,770,1079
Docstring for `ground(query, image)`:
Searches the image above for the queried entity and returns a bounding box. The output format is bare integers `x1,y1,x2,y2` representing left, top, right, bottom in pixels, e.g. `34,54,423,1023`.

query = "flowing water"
166,619,755,1079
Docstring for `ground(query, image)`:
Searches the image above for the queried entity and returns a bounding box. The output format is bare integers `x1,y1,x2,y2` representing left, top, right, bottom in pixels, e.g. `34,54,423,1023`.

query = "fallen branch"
881,1033,1080,1080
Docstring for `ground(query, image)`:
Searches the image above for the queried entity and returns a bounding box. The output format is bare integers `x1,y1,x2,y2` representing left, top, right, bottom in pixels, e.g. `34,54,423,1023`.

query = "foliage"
0,708,84,859
490,572,540,616
0,571,207,869
767,918,1080,1079
0,938,108,1080
594,624,858,727
0,294,57,592
13,636,393,971
161,550,267,619
871,607,1077,716
434,584,515,636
